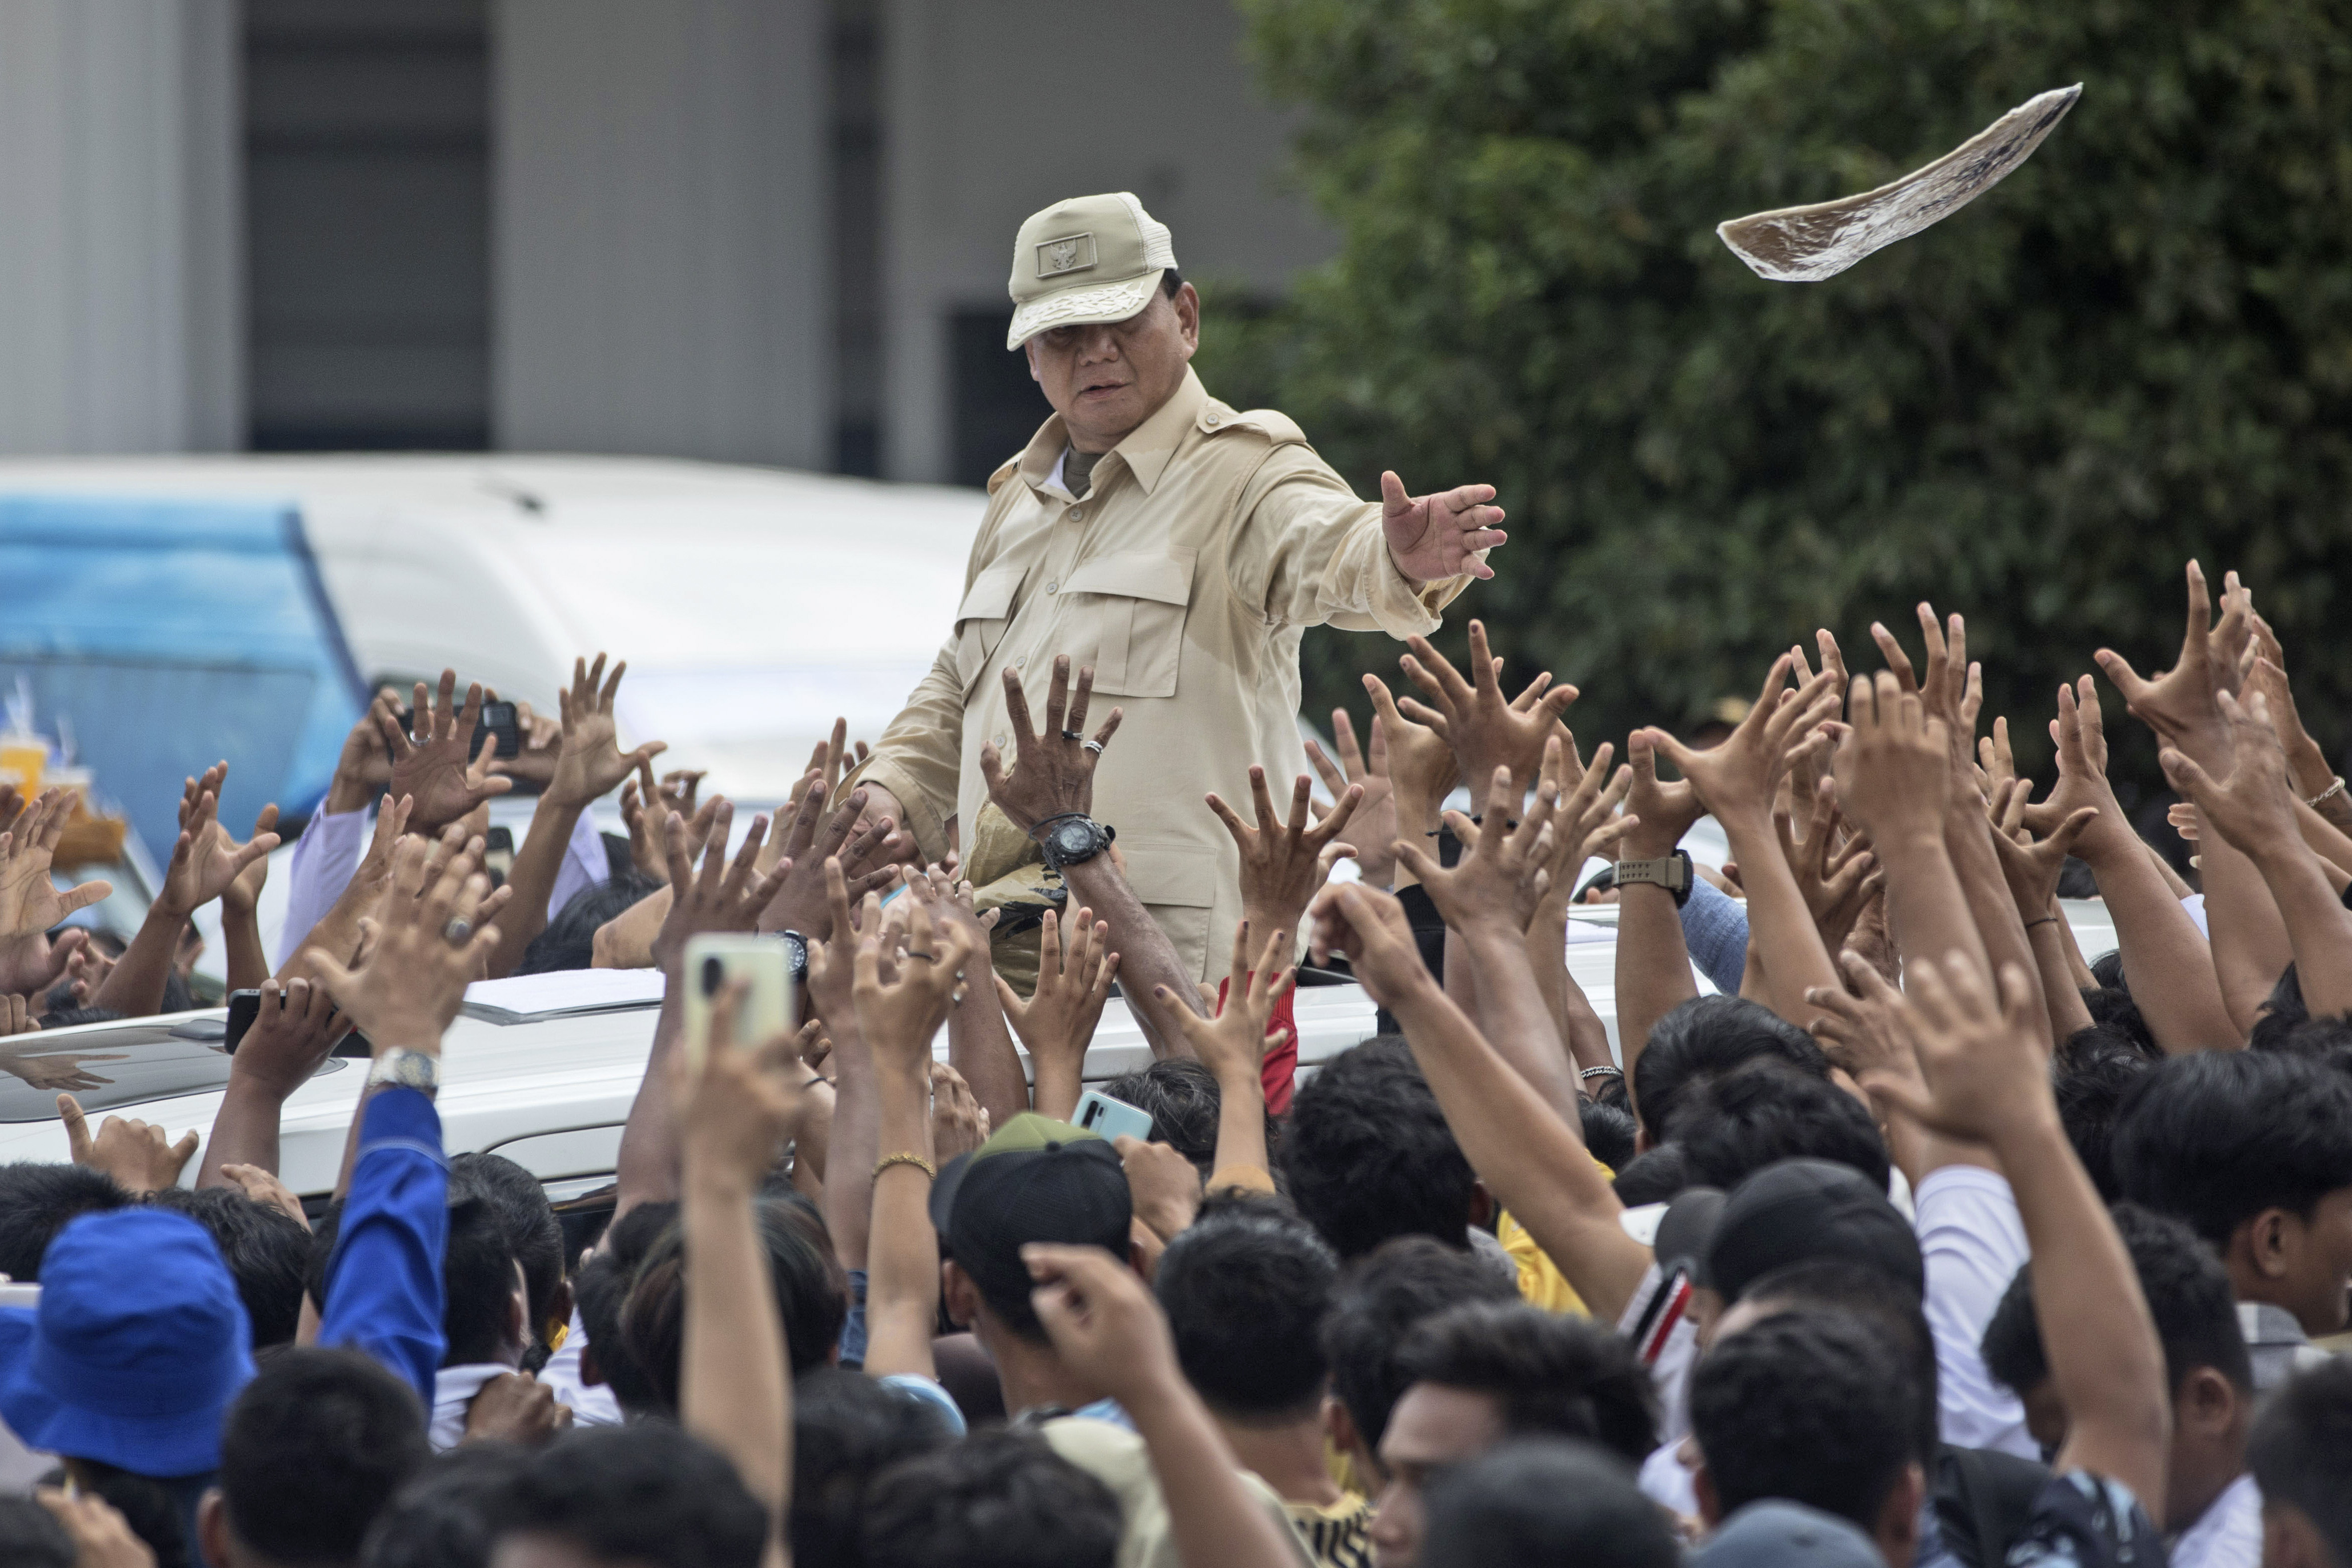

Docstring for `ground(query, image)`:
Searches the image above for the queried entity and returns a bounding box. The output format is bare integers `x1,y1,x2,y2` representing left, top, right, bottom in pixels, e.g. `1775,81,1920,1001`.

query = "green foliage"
1203,0,2352,805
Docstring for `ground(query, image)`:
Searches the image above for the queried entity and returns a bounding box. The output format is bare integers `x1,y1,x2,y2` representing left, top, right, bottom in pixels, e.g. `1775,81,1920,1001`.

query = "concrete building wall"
879,0,1332,483
0,0,241,453
492,0,832,468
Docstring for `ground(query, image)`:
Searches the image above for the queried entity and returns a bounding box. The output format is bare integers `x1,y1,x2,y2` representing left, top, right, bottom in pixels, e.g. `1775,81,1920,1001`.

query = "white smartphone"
1071,1088,1153,1144
680,935,794,1072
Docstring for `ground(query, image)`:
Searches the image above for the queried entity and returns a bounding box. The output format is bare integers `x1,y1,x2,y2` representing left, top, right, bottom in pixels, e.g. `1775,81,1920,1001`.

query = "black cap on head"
1654,1187,1727,1287
930,1114,1133,1331
1704,1160,1923,1304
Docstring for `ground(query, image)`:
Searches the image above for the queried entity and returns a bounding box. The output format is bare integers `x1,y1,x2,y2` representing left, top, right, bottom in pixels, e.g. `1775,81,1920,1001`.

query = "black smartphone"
476,700,521,760
223,989,263,1053
483,825,516,882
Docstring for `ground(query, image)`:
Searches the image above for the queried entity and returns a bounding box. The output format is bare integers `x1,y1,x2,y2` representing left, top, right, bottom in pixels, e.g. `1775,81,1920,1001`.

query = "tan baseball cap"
1005,192,1178,350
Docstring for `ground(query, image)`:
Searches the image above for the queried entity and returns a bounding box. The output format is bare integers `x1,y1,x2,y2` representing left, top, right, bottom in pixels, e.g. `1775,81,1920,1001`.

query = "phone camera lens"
701,956,724,996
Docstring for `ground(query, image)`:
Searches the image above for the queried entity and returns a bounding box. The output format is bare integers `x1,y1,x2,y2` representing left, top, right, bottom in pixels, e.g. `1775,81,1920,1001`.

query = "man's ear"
2177,1365,2239,1438
1467,1179,1496,1231
1325,1394,1383,1491
1173,282,1201,354
2264,1502,2332,1568
2245,1209,2294,1280
942,1258,979,1330
198,1489,233,1568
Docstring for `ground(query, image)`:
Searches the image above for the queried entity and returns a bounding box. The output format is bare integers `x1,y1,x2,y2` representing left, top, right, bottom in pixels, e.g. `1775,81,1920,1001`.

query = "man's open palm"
1381,471,1507,583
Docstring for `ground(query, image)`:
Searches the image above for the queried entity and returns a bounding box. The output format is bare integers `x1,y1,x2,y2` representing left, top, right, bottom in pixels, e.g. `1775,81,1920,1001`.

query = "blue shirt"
319,1087,449,1407
1679,875,1750,995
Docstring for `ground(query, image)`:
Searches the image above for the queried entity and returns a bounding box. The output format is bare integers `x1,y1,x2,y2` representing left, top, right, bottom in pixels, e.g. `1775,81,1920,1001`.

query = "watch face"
1048,820,1091,859
781,934,809,979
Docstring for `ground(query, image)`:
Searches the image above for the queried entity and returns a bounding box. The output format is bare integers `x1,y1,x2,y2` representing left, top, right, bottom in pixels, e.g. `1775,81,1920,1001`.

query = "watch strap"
367,1047,440,1092
1613,851,1694,908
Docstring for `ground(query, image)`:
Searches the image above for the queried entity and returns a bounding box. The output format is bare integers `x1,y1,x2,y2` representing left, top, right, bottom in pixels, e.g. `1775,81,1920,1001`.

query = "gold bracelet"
873,1152,936,1182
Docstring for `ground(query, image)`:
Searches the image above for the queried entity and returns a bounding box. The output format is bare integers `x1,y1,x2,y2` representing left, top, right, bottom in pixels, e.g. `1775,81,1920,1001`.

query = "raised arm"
1985,782,2100,1042
996,906,1118,1122
1158,922,1295,1189
218,804,279,993
1833,671,1988,985
1873,956,2170,1509
1522,745,1634,1075
1311,880,1651,1322
1614,732,1702,1128
96,769,277,1017
0,789,112,1001
196,976,342,1188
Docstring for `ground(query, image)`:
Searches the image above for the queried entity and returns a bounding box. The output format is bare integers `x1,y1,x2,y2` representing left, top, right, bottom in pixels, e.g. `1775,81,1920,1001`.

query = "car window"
0,1018,347,1122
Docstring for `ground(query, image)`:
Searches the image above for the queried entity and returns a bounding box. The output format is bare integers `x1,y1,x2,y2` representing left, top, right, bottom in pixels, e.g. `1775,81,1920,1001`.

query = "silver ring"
443,918,472,946
1083,740,1105,755
1060,729,1084,741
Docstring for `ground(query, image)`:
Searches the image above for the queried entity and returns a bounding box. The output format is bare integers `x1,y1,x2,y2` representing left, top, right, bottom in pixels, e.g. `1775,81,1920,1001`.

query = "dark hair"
572,1201,676,1417
1579,1097,1639,1172
449,1153,566,1352
1098,1059,1221,1174
1688,1310,1913,1529
1610,1144,1691,1206
0,1497,74,1568
1279,1036,1474,1258
2078,981,2157,1058
1632,996,1827,1139
2247,1357,2352,1564
65,1461,204,1568
1670,1058,1890,1192
2247,963,2309,1052
442,1193,523,1367
1736,1258,1940,1463
146,1186,310,1348
1320,1236,1517,1456
2088,949,2128,994
2270,1013,2352,1059
792,1367,959,1568
494,1425,768,1568
861,1429,1121,1568
516,871,664,976
0,1162,130,1280
1154,1193,1337,1421
2112,1050,2352,1248
1161,268,1184,299
1983,1202,2251,1408
2052,1029,2157,1203
219,1347,431,1564
360,1445,532,1568
1394,1301,1658,1464
1422,1438,1678,1568
621,1193,848,1412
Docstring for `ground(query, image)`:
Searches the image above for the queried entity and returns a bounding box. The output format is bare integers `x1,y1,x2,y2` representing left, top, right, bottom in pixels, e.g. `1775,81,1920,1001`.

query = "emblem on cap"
1037,233,1097,278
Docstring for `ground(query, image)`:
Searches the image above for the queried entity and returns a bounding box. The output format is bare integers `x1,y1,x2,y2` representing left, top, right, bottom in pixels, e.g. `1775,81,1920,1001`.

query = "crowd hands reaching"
0,560,2350,1568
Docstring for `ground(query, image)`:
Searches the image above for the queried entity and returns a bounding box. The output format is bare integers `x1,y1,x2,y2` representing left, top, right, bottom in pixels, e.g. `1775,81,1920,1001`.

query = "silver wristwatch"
366,1047,440,1093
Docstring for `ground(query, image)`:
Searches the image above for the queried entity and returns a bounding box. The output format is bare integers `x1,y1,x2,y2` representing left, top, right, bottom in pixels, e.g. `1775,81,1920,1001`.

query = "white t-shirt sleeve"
1916,1164,2036,1459
1616,1260,1699,1447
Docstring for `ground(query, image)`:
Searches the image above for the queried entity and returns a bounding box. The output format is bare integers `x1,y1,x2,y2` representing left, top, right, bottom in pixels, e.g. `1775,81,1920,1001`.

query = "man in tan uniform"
852,192,1506,980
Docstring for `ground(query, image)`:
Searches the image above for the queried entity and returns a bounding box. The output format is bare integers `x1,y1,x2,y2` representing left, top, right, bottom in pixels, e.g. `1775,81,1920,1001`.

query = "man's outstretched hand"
1381,472,1506,584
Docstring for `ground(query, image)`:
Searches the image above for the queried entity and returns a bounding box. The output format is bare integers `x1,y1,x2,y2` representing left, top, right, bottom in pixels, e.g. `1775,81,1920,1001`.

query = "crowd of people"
0,561,2346,1568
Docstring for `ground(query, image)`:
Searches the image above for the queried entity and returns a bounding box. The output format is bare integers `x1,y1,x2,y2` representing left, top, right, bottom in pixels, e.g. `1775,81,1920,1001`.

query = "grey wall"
0,0,241,453
879,0,1333,483
492,0,832,468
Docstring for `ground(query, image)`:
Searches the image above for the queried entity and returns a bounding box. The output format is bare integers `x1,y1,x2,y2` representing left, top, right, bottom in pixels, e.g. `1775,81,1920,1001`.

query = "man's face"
1367,1382,1506,1568
1023,284,1199,454
2276,1187,2352,1335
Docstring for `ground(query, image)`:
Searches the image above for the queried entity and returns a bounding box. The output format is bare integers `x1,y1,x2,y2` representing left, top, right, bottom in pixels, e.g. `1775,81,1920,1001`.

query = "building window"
950,310,1052,487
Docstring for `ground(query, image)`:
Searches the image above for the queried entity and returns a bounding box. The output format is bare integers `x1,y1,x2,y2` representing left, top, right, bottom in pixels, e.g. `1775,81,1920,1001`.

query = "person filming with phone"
847,192,1508,981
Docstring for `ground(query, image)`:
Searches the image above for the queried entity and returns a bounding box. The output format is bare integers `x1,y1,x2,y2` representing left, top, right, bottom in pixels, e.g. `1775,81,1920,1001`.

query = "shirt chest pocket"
1062,550,1195,699
953,565,1025,696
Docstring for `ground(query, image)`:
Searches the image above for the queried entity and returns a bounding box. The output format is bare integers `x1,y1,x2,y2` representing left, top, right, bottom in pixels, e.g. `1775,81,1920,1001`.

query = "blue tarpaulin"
0,493,365,863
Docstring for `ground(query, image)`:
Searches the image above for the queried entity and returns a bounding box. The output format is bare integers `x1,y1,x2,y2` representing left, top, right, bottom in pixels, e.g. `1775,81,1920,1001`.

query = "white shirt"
2170,1473,2262,1568
1915,1165,2036,1459
537,1306,624,1427
430,1362,513,1451
1616,1261,1700,1447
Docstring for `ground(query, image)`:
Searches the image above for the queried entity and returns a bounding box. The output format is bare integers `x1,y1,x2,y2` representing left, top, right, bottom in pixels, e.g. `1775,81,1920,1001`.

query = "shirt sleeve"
277,807,370,964
545,809,610,921
850,638,968,868
536,1306,624,1427
1228,442,1476,638
1678,876,1750,995
2003,1471,2165,1568
1616,1261,1698,1446
1915,1165,2037,1459
319,1087,449,1407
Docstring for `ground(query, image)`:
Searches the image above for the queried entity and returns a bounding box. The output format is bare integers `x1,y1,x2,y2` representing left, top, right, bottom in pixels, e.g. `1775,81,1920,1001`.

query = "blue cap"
0,1208,253,1476
1692,1501,1883,1568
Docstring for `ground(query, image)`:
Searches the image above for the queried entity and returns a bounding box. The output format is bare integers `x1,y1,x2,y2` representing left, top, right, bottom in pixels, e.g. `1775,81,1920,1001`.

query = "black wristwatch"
1032,812,1115,872
1614,849,1694,909
773,930,810,982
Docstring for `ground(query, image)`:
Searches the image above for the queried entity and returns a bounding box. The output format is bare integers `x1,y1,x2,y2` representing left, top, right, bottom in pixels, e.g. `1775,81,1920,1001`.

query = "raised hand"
1530,743,1634,921
1158,921,1295,1088
1833,671,1951,848
1395,743,1565,940
223,805,279,919
2094,562,2229,749
60,1096,197,1194
1397,621,1578,815
979,656,1123,831
1777,776,1879,946
852,899,977,1072
1641,655,1841,827
997,907,1118,1118
383,670,515,832
310,834,500,1052
931,1062,991,1163
154,783,279,921
1306,707,1399,888
0,788,113,940
1865,956,2052,1143
546,654,668,810
1987,779,2099,917
2157,688,2301,858
673,980,808,1194
231,976,344,1099
1361,672,1460,835
216,1162,310,1228
1208,767,1359,941
758,783,902,937
1622,728,1703,861
1307,881,1434,1009
1023,1241,1188,1408
1115,1136,1204,1242
650,804,787,970
1380,471,1507,583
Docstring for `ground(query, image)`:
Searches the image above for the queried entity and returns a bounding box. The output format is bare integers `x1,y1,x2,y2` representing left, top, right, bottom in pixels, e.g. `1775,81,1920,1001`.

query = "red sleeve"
1216,975,1300,1117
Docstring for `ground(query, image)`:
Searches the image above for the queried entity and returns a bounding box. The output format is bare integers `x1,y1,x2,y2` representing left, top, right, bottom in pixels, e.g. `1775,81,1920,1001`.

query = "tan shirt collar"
1017,366,1210,500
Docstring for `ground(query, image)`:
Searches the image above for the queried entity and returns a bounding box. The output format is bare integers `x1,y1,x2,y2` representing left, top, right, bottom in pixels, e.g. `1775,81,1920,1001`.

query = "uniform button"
1067,508,1083,523
1205,413,1220,427
1046,580,1058,594
1015,657,1025,669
